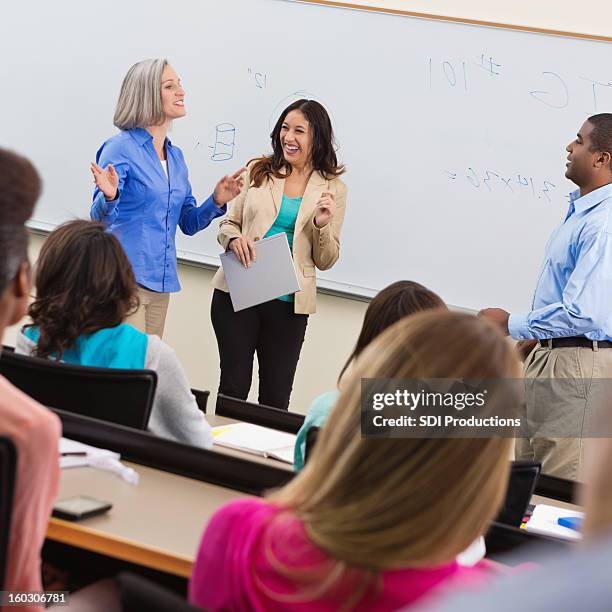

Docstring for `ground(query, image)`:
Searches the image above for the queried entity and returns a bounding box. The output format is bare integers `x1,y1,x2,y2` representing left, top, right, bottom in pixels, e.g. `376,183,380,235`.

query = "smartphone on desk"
52,495,112,521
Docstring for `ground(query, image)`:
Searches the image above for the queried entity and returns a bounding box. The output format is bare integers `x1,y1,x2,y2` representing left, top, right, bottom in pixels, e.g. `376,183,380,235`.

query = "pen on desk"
558,516,583,531
60,451,88,457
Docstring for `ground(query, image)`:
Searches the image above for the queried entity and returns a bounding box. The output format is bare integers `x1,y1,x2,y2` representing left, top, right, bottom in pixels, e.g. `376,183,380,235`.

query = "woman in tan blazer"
211,99,347,410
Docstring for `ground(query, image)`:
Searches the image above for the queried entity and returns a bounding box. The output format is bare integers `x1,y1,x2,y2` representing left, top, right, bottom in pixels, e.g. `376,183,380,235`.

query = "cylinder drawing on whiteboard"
209,123,236,161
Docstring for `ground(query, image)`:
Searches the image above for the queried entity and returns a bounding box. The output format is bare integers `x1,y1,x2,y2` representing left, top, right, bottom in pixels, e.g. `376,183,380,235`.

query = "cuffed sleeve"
312,180,347,271
509,230,612,339
179,192,226,236
217,166,251,250
90,142,129,226
508,313,531,339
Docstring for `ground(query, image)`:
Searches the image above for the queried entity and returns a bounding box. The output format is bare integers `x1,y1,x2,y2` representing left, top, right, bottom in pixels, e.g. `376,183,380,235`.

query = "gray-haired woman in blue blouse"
91,58,244,337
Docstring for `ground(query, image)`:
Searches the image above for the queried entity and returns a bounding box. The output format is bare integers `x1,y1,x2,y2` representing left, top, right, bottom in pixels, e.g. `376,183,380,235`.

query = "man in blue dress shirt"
480,113,612,479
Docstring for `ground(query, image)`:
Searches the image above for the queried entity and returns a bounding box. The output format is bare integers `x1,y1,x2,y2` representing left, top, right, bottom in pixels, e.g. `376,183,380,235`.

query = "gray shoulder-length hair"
113,58,168,130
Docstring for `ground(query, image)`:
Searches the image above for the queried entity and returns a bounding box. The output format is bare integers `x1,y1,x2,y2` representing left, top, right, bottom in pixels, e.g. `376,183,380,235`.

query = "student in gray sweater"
16,220,213,449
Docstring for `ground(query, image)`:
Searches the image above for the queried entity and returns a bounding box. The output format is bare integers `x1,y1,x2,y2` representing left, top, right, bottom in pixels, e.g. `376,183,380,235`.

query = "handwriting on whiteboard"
247,68,267,89
446,168,557,202
427,52,502,92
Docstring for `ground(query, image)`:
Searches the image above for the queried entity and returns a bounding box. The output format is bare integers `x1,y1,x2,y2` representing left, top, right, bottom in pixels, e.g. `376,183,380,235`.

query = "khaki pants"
126,287,170,338
516,343,612,480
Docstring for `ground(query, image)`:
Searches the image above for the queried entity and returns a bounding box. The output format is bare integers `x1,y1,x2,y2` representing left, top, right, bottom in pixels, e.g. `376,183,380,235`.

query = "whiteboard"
2,0,611,311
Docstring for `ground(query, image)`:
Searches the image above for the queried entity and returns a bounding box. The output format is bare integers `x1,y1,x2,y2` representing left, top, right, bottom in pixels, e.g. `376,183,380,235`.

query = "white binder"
220,233,301,311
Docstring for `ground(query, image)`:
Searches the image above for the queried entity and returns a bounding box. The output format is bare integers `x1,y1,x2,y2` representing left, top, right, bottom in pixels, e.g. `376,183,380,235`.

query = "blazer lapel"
269,176,285,217
295,171,327,234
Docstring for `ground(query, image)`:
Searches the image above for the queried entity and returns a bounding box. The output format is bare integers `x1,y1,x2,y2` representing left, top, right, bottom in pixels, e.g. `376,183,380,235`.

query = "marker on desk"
60,452,87,457
558,516,583,531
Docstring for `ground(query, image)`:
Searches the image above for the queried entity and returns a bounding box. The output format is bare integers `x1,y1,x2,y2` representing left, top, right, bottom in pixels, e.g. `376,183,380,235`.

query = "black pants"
210,289,308,410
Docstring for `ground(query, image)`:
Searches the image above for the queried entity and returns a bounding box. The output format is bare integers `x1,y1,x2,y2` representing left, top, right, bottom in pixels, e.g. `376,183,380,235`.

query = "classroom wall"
5,2,611,414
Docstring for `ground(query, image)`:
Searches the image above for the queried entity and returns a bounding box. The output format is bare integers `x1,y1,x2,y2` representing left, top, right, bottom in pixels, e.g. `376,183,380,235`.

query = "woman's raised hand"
90,162,119,201
314,191,336,229
213,167,247,206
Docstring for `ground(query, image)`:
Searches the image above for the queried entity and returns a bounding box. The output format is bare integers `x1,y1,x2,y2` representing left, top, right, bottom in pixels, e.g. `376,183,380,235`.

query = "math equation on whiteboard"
446,168,557,202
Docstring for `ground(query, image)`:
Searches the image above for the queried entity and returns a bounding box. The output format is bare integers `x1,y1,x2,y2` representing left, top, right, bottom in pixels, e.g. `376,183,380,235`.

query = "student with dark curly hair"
16,220,212,448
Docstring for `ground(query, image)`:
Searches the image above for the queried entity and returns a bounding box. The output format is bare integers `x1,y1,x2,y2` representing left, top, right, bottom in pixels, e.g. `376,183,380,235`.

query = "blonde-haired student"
189,311,519,611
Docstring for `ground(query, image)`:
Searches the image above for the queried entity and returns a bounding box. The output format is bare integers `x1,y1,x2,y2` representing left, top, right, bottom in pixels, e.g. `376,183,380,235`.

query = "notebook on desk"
212,423,296,465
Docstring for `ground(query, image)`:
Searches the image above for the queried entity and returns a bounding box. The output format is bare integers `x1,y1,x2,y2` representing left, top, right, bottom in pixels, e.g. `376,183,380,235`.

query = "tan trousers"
516,343,612,480
126,287,170,338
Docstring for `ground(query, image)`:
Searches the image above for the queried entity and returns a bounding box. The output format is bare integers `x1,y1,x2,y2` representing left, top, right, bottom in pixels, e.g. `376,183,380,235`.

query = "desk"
531,494,581,512
47,462,243,578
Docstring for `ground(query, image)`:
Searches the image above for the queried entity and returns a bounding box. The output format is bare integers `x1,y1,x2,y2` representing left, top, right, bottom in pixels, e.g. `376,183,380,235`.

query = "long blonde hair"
265,311,519,604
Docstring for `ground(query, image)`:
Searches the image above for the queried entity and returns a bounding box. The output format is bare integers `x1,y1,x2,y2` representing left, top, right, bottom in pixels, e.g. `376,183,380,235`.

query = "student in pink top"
0,148,61,611
189,311,520,611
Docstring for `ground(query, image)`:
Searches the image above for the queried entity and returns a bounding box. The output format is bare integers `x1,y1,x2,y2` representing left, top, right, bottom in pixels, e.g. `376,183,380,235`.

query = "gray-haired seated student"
16,220,212,449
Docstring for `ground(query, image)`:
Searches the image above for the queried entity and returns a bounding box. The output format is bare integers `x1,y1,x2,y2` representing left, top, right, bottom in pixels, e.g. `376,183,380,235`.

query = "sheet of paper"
59,437,119,469
525,503,583,541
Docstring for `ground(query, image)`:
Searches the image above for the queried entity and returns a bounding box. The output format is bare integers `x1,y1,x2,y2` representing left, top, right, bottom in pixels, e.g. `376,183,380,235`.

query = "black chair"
485,520,570,562
116,572,200,612
215,393,304,434
0,349,156,430
496,460,541,527
0,436,17,591
191,388,210,414
535,472,577,504
304,426,320,464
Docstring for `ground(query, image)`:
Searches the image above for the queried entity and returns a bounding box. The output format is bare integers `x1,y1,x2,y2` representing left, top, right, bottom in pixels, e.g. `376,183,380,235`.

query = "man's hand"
516,339,538,362
478,307,510,335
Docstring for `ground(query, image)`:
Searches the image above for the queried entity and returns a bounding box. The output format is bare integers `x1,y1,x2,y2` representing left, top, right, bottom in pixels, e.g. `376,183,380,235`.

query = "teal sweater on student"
17,323,213,449
293,390,340,471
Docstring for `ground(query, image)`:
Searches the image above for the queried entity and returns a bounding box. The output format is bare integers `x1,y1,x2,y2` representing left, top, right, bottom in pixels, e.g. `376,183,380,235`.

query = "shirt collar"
128,127,152,146
569,182,612,214
128,127,174,149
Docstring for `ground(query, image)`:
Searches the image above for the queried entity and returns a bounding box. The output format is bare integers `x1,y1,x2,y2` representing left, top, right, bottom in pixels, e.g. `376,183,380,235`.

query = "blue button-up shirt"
91,128,225,292
509,183,612,341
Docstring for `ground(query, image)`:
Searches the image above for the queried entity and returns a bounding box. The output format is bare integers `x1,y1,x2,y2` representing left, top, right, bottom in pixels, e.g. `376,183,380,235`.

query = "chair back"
0,436,17,591
55,409,292,495
304,426,320,464
496,460,542,527
191,388,210,414
117,572,201,611
215,393,304,434
0,349,156,429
